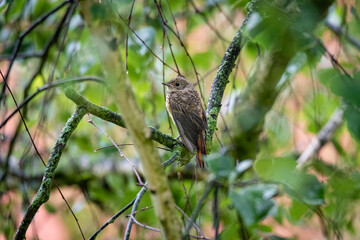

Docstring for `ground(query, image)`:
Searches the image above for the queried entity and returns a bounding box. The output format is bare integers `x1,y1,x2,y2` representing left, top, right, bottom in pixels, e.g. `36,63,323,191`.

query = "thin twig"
213,183,220,240
125,0,136,72
0,76,104,129
183,180,214,239
325,20,360,51
154,0,181,74
87,115,144,185
297,108,345,168
0,51,43,60
129,214,161,232
187,0,229,43
154,3,206,105
0,0,70,101
124,184,148,240
93,144,171,152
90,151,181,240
162,29,175,136
114,9,178,73
88,199,136,240
175,205,207,238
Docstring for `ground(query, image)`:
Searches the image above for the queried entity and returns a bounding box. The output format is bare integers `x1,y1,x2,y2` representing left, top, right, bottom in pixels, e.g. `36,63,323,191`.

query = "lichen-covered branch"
14,106,87,240
205,21,247,148
64,87,179,150
79,1,182,239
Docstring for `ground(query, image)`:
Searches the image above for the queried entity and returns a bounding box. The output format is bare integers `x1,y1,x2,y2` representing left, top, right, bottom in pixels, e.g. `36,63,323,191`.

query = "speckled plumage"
162,76,207,168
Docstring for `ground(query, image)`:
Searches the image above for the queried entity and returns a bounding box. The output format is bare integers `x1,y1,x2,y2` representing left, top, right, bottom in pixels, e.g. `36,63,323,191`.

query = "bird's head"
162,76,193,92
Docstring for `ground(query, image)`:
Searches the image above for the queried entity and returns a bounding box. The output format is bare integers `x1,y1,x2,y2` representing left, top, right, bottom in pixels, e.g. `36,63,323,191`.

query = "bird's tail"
196,132,206,168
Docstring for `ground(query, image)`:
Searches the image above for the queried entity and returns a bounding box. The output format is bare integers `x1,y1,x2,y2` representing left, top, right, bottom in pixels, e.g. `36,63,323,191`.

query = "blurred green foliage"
1,0,360,239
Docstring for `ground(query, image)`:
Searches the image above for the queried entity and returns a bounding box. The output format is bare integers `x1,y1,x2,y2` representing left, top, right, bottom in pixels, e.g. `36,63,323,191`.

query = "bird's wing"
169,97,207,153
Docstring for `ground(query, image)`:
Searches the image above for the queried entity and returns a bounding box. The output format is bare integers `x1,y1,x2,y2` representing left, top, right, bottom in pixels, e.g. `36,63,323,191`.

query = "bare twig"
124,184,149,240
154,1,206,105
297,108,345,168
88,199,136,240
175,205,208,239
87,115,144,185
326,20,360,51
183,180,214,239
0,76,104,129
213,183,220,240
115,9,178,73
0,0,70,101
93,144,171,152
129,214,161,232
90,152,181,240
187,0,229,43
125,0,136,72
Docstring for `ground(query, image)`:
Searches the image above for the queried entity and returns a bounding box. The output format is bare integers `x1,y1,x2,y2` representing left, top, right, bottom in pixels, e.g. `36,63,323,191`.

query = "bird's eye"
175,82,180,87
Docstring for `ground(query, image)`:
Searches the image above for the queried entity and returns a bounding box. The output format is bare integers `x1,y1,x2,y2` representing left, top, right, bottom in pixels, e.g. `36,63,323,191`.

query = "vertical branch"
213,183,220,240
124,185,148,240
183,180,214,239
79,1,182,239
206,24,246,148
14,106,87,240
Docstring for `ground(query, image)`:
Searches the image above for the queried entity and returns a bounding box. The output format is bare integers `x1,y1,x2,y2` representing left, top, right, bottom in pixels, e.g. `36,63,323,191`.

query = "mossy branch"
205,11,249,150
14,106,87,240
64,87,179,150
79,1,182,239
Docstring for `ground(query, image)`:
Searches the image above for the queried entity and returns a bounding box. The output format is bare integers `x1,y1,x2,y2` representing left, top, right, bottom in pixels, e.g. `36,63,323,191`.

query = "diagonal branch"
297,108,345,168
206,20,248,148
0,76,104,129
64,87,179,150
14,106,87,240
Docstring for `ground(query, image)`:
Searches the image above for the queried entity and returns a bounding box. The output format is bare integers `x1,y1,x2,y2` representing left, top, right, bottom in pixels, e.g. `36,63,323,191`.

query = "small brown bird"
162,76,208,168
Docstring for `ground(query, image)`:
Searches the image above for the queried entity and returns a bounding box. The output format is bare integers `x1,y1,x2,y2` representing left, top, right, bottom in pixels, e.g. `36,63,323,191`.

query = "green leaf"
288,200,308,222
45,203,57,214
220,224,239,240
344,104,360,141
319,69,360,106
206,152,235,178
254,157,324,205
230,184,278,226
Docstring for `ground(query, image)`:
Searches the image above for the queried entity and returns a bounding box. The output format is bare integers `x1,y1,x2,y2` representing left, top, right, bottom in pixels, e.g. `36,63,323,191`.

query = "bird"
162,76,208,168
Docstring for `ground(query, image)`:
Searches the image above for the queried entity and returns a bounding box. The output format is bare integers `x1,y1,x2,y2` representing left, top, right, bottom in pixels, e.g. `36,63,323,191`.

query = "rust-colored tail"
196,132,206,168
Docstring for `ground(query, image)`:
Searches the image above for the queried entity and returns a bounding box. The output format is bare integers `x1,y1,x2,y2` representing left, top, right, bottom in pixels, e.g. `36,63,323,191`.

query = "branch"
230,0,334,160
79,1,182,239
205,19,247,148
14,106,87,240
64,87,179,150
88,199,136,240
124,185,149,240
90,152,180,240
183,180,214,239
0,0,70,101
0,76,104,129
325,20,360,51
297,108,344,168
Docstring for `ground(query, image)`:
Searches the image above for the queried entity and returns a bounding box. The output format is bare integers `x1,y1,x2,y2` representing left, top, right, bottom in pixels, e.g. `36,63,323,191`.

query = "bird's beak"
162,82,170,87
